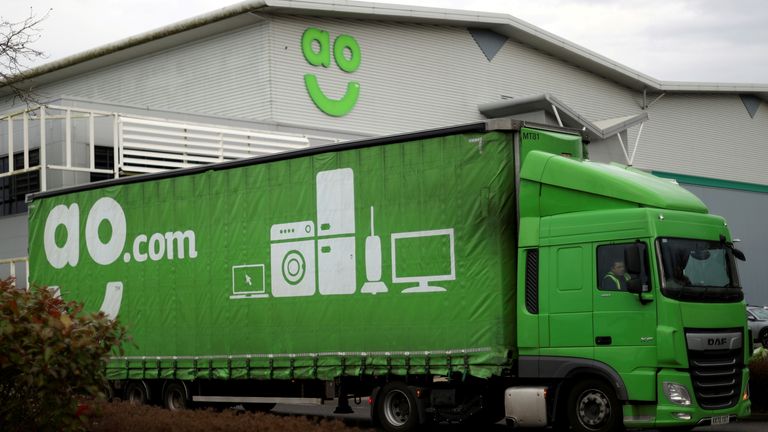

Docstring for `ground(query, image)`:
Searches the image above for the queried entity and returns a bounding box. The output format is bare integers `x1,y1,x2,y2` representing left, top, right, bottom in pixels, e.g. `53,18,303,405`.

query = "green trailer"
28,119,751,431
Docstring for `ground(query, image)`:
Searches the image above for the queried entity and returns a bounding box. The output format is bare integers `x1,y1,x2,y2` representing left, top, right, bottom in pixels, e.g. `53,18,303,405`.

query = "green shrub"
0,278,129,431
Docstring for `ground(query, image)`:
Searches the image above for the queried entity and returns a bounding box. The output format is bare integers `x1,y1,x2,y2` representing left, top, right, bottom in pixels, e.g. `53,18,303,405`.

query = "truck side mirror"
732,248,746,262
720,234,746,261
626,278,642,294
624,244,643,274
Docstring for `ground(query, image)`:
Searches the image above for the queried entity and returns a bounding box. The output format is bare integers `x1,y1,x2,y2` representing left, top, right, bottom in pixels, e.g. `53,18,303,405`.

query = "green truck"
28,119,750,431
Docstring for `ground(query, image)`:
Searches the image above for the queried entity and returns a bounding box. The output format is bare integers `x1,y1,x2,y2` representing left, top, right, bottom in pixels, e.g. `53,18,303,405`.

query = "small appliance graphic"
270,221,316,297
230,264,267,299
391,228,455,293
361,206,387,294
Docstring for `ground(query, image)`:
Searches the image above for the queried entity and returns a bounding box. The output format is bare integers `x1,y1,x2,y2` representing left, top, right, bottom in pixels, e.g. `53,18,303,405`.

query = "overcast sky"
4,0,767,83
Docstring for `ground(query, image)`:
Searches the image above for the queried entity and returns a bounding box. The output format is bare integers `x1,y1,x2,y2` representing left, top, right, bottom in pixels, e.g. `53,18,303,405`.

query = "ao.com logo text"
43,197,198,269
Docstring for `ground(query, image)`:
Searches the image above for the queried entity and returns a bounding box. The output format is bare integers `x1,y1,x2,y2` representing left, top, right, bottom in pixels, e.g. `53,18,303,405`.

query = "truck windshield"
657,237,742,302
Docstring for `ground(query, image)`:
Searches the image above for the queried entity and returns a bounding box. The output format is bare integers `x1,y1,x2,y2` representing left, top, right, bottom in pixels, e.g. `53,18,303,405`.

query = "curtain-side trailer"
28,119,751,431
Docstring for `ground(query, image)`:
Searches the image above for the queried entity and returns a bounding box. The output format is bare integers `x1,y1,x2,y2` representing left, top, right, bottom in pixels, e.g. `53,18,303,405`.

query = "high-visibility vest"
603,273,630,290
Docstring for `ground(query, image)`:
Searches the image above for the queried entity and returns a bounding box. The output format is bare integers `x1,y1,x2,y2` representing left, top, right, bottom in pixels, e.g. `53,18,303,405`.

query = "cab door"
592,241,657,400
547,244,594,353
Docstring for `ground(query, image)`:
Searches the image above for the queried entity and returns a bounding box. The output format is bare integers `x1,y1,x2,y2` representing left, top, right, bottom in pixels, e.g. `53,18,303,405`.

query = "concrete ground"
272,400,768,431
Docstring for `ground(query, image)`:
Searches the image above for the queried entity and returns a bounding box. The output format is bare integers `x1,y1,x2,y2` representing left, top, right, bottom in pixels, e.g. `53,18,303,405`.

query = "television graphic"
391,229,456,293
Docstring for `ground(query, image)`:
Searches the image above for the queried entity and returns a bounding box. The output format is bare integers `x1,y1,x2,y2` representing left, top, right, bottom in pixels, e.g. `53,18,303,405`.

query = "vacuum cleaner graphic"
361,206,388,294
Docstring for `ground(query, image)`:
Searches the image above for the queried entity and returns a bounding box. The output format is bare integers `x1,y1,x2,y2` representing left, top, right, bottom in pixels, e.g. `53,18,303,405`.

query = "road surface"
273,400,767,431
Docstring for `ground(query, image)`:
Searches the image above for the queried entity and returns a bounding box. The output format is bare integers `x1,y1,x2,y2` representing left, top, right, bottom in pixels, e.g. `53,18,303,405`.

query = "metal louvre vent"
686,330,743,410
525,249,539,314
119,116,311,174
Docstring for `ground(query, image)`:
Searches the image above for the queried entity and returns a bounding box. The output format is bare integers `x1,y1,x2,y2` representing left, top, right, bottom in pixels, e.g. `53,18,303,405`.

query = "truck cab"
514,149,751,430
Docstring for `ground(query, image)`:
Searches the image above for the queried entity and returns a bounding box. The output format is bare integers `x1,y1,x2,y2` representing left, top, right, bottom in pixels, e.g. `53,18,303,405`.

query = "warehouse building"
1,0,766,302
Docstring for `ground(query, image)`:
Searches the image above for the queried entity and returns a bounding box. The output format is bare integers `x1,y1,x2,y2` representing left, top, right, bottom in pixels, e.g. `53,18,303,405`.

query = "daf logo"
685,332,742,351
708,338,728,346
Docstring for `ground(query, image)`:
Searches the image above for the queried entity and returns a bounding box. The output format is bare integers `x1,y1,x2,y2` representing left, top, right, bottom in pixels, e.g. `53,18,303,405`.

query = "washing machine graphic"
270,221,316,297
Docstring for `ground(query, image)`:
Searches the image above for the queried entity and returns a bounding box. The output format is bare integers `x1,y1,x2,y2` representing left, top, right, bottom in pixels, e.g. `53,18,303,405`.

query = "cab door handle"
595,336,612,345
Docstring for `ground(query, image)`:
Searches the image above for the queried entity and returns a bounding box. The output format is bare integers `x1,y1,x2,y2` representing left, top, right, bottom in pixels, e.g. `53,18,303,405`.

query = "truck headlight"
663,382,692,406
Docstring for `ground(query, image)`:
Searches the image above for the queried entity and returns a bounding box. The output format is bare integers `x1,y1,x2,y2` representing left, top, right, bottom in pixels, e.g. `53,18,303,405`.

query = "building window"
0,149,40,216
90,146,115,182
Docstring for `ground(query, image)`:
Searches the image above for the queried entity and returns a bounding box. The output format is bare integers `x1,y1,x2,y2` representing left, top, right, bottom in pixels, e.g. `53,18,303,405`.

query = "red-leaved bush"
0,278,129,431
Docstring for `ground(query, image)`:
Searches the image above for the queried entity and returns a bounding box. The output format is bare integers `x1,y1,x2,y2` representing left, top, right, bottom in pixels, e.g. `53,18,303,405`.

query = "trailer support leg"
333,382,354,414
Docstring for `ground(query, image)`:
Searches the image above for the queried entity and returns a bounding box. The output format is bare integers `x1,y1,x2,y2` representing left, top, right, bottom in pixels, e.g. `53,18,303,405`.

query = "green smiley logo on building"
302,28,360,117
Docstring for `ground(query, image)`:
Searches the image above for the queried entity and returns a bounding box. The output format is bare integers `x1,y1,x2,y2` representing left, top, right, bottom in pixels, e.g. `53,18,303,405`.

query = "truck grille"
685,329,743,410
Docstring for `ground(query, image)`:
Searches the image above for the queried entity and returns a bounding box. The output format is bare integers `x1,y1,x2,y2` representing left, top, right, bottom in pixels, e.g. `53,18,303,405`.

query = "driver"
602,261,631,291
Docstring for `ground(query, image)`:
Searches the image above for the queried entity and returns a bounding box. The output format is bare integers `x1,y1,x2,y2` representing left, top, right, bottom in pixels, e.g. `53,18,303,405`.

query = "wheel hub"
577,389,610,429
383,389,411,427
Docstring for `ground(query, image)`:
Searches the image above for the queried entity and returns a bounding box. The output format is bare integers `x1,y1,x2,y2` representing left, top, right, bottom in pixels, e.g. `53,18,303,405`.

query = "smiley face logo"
302,28,361,117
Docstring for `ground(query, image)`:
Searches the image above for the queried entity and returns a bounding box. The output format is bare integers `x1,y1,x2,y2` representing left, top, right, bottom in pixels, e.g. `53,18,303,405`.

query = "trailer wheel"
567,379,623,432
163,382,189,411
125,381,149,405
376,382,420,432
101,381,114,402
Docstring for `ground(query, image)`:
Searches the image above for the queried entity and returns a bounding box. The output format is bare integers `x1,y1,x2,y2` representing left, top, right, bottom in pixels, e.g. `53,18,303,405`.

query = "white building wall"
268,15,768,188
269,15,642,137
26,22,273,122
633,94,768,186
2,12,767,300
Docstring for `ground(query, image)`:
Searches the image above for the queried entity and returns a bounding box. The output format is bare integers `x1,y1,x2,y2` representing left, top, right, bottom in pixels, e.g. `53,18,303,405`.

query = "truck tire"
102,381,114,402
376,382,420,432
163,381,189,411
125,381,149,405
567,379,623,432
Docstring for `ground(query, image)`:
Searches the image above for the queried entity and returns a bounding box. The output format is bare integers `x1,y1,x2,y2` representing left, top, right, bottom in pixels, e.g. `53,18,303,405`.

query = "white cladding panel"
2,13,765,188
632,94,768,186
269,16,641,136
31,22,272,121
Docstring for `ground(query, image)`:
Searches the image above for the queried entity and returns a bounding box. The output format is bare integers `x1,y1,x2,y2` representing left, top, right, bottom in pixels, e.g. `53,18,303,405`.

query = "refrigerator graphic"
316,169,356,295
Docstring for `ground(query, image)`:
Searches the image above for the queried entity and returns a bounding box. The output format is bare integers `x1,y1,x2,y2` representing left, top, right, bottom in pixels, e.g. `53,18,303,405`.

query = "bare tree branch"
0,8,50,105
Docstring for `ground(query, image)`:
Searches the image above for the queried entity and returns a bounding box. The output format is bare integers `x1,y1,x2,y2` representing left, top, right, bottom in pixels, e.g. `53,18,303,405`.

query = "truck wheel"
125,381,149,405
376,382,420,432
567,379,623,432
163,381,189,411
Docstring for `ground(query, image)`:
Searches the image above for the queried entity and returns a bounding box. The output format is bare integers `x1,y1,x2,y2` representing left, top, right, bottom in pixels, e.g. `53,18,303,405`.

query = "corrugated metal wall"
31,21,273,121
3,11,767,295
14,14,766,188
634,94,768,185
269,15,641,136
682,184,768,305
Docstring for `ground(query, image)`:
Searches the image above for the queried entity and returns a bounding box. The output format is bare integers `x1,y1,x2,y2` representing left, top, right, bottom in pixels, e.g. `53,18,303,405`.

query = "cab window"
596,243,650,292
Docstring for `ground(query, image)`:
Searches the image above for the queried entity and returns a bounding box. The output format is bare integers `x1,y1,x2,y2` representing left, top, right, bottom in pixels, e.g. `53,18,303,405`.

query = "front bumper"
623,368,751,428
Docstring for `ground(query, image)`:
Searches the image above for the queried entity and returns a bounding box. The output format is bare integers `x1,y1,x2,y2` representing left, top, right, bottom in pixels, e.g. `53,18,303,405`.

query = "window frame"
595,241,652,293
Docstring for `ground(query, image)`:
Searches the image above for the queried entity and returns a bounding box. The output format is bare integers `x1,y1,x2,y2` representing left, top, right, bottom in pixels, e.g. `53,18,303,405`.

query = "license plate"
711,415,730,425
